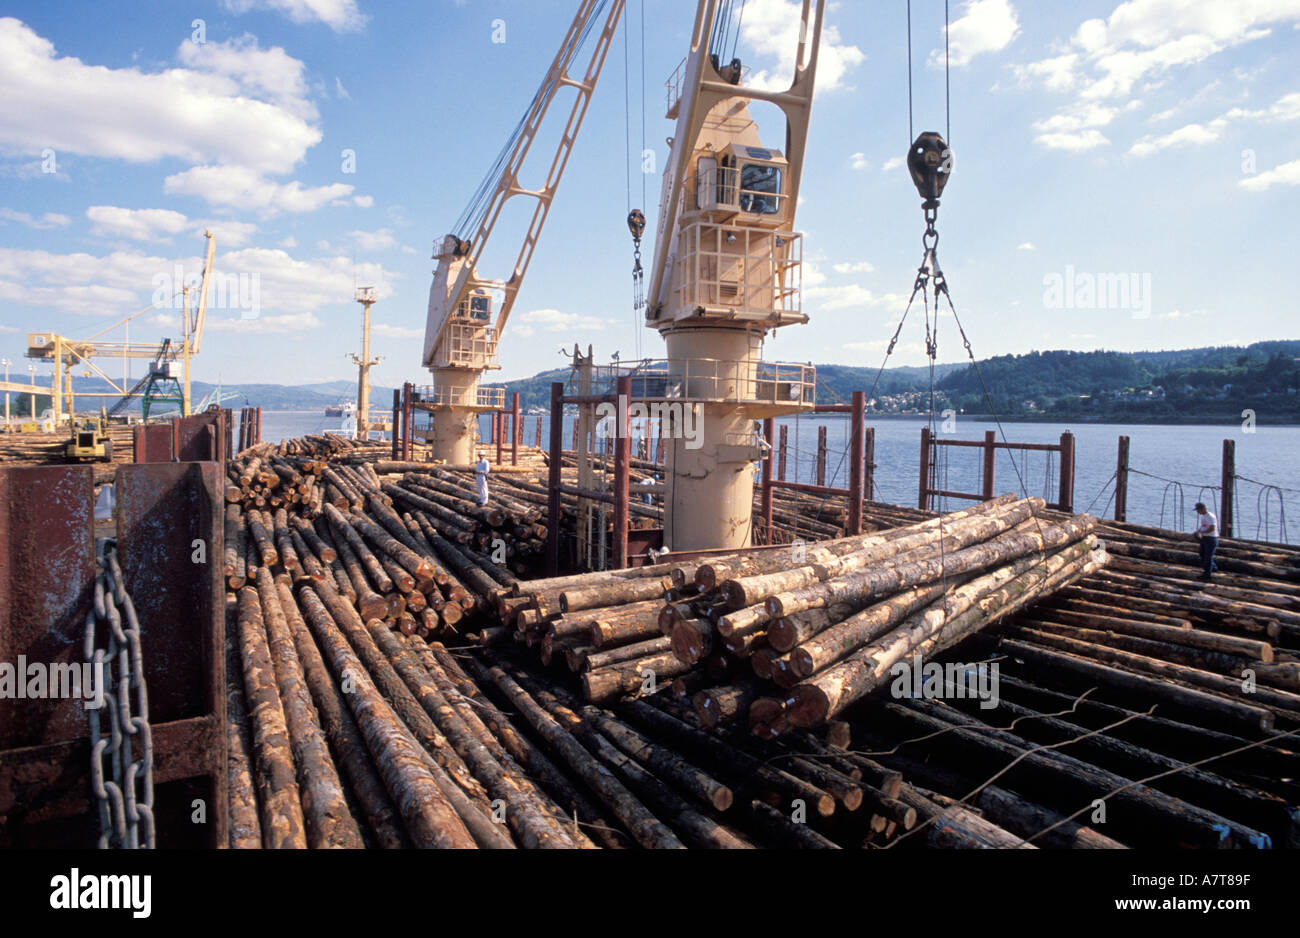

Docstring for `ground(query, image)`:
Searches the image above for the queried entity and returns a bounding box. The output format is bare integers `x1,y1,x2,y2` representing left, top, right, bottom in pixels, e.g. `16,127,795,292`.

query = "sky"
0,0,1297,393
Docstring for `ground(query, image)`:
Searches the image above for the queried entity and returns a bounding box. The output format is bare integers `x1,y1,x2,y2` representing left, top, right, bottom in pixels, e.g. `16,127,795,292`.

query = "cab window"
739,163,782,214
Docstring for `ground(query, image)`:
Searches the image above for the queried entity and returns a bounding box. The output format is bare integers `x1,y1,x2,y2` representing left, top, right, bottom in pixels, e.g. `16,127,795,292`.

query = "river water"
258,410,1300,544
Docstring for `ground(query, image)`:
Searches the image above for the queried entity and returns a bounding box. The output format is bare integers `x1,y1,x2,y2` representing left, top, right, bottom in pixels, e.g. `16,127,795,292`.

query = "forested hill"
29,343,1294,424
488,342,1300,422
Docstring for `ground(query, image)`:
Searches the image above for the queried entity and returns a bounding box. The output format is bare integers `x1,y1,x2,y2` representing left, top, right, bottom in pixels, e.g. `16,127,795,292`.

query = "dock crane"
419,0,627,463
640,0,827,550
26,231,216,421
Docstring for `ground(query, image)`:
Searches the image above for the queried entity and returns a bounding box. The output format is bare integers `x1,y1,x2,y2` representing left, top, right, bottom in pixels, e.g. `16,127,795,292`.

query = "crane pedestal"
413,369,504,465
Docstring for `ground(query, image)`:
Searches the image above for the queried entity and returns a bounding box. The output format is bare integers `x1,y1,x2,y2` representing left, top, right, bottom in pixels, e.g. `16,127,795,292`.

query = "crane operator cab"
425,232,500,372
694,144,789,224
666,130,801,326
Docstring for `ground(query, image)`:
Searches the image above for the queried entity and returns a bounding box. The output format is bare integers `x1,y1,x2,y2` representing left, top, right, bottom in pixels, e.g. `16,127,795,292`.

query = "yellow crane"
420,0,627,463
25,231,216,422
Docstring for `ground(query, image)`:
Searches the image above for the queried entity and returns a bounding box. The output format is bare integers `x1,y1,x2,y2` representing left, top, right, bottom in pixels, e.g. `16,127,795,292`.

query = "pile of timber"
501,495,1107,735
222,437,1298,849
0,424,134,470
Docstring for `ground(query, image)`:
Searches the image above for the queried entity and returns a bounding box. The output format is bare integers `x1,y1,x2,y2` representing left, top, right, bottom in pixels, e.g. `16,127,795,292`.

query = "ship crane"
641,0,827,550
419,0,627,463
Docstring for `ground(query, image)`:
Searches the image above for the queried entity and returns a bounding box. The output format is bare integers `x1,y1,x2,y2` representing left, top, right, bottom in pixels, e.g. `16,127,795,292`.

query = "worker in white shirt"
474,450,490,506
1194,502,1218,580
640,473,658,506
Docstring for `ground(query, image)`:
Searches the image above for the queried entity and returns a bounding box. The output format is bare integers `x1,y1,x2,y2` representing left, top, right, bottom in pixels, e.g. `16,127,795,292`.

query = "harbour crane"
640,0,827,550
26,231,217,422
419,0,627,463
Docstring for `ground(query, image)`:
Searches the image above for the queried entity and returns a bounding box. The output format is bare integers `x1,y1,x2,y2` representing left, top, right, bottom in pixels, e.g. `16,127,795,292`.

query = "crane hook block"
907,132,951,209
627,209,646,241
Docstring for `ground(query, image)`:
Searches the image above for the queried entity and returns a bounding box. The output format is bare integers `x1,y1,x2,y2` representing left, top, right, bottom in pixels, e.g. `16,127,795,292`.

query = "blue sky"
0,0,1297,392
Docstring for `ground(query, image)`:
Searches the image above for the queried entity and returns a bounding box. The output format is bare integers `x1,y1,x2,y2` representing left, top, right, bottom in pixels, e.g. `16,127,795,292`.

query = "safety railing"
671,222,802,320
665,56,751,115
574,357,815,407
432,320,499,370
412,385,506,409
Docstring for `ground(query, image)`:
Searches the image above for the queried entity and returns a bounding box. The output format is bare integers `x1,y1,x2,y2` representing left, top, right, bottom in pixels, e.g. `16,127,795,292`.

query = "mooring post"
547,382,564,577
864,426,876,502
535,417,542,450
391,389,400,459
403,383,414,461
511,393,520,466
1115,435,1130,522
919,426,932,510
254,407,261,445
1221,438,1235,538
761,417,775,544
982,430,997,501
816,425,827,486
495,410,503,465
1058,431,1076,513
612,376,632,569
848,391,865,536
778,424,788,482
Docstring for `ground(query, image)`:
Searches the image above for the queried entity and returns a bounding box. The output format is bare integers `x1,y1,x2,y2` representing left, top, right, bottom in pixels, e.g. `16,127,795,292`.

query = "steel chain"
84,538,155,848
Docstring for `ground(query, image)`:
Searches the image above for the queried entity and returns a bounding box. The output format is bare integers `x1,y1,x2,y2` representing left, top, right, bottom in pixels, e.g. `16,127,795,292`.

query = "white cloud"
833,261,875,274
163,165,368,215
511,309,611,338
279,236,299,249
198,219,259,248
349,228,398,252
1239,159,1300,192
176,34,315,122
805,284,908,312
0,207,70,229
1129,91,1300,157
1018,242,1036,251
1035,129,1109,151
933,0,1021,68
849,152,870,171
371,323,423,338
738,0,865,92
86,206,191,241
221,0,367,32
881,156,905,172
0,19,319,174
207,311,325,333
83,206,259,247
335,76,350,100
1128,120,1223,156
1018,1,1300,152
0,244,393,321
1014,53,1080,93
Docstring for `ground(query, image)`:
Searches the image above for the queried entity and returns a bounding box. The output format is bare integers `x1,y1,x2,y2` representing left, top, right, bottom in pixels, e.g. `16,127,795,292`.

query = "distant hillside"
34,341,1298,424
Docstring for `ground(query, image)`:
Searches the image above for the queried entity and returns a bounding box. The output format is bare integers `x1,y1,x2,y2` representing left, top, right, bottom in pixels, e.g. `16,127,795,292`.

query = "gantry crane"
419,0,627,463
26,231,216,422
637,0,826,550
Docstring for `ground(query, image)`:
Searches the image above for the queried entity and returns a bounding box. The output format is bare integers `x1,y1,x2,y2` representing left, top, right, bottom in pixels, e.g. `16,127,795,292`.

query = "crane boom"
190,230,216,356
422,0,626,371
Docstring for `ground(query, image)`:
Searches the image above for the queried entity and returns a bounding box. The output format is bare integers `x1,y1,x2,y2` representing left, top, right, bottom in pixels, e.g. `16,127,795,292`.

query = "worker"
1193,502,1218,581
475,450,490,506
641,472,658,506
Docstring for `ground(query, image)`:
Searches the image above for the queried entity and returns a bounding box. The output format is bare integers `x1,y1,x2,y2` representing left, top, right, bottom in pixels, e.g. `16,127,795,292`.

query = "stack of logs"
223,436,1298,849
501,495,1106,734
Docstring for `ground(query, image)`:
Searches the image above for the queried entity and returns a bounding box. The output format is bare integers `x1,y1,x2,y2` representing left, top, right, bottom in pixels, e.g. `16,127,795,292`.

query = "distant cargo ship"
324,404,344,417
